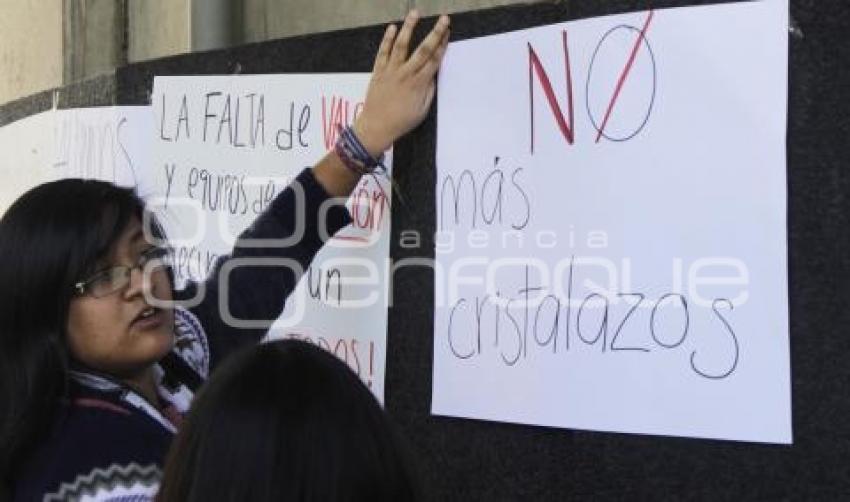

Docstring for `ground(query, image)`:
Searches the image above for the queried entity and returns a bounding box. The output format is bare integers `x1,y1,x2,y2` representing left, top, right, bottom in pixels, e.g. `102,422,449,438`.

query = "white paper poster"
0,106,152,214
433,0,790,443
0,111,57,214
150,75,391,401
53,106,154,188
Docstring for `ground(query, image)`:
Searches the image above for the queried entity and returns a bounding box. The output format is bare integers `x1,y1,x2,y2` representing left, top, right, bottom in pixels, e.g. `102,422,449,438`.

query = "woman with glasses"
1,11,449,501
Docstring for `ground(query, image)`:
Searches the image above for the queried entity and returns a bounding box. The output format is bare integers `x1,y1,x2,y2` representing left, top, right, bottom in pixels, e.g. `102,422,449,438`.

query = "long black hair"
157,339,421,502
0,178,160,490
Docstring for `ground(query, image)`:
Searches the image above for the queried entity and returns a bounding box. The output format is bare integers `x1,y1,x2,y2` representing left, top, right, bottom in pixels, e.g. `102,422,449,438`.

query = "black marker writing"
690,299,739,379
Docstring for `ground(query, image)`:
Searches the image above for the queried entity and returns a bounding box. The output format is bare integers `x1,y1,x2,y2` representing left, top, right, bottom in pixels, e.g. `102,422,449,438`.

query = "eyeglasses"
73,246,172,298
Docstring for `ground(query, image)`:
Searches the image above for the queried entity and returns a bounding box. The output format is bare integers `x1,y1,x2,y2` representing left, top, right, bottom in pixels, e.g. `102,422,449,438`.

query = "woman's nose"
123,265,151,300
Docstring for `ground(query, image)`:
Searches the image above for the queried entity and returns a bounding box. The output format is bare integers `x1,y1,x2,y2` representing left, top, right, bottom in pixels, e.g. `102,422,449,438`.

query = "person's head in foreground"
157,339,420,502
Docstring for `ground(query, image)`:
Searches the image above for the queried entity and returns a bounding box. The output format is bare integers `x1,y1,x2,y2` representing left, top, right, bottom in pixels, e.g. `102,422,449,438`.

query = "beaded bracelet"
334,123,409,209
334,124,387,176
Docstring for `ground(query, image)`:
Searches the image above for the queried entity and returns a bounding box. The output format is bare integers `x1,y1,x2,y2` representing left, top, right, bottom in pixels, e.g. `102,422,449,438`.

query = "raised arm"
315,10,450,196
177,11,451,369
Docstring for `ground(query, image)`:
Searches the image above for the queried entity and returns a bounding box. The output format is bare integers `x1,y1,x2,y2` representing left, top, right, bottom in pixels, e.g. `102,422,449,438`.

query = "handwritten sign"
0,106,152,214
433,0,790,443
0,111,57,214
53,106,153,188
150,75,391,401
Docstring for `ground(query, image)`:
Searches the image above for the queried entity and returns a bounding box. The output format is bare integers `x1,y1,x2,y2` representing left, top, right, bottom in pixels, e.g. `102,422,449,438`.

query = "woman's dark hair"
158,339,421,502
0,178,162,490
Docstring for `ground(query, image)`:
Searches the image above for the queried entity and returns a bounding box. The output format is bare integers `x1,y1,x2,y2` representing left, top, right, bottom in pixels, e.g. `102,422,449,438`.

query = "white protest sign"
150,75,391,401
53,106,154,188
433,0,790,443
0,111,57,214
0,105,152,215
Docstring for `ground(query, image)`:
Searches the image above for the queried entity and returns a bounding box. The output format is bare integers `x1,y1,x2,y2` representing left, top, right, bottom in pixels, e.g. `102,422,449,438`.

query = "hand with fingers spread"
353,10,451,157
311,10,450,196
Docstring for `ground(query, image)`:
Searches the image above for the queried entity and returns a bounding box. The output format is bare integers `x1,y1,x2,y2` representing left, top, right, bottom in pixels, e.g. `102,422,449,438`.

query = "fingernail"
409,9,419,19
